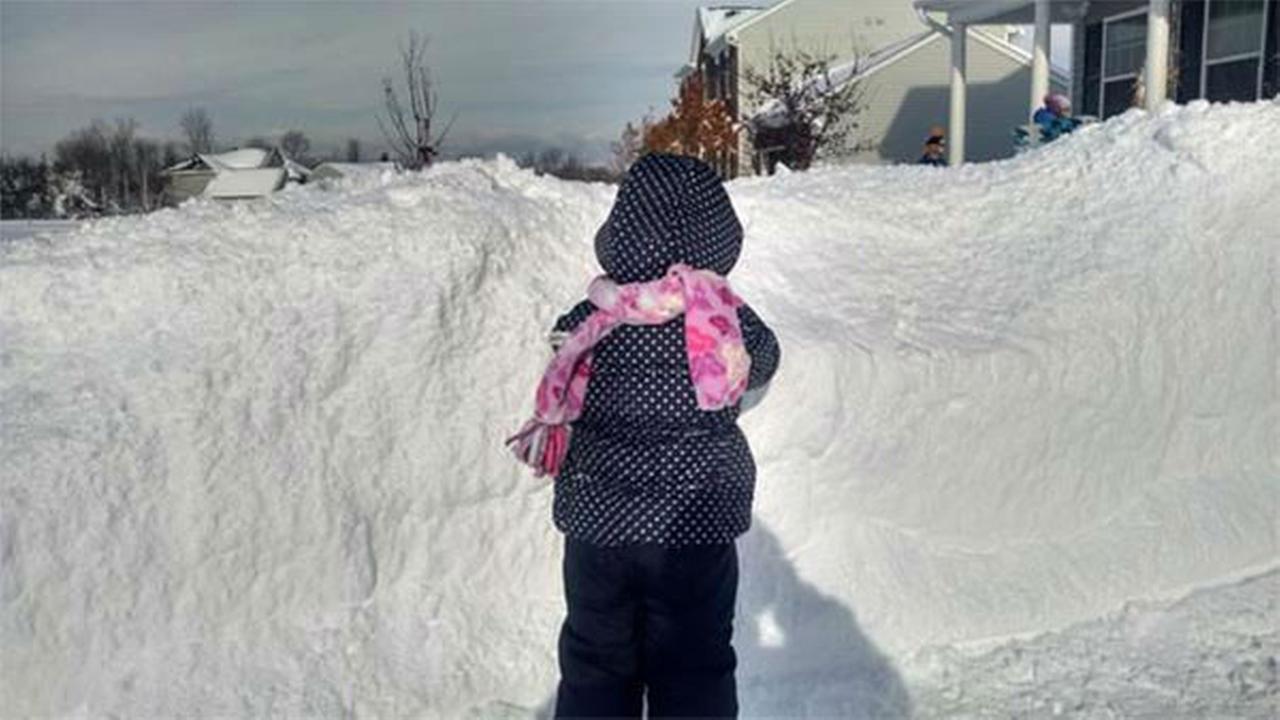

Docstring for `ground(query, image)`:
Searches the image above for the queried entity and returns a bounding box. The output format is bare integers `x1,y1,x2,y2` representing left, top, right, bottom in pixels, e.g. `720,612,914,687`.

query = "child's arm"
737,304,780,390
550,299,596,350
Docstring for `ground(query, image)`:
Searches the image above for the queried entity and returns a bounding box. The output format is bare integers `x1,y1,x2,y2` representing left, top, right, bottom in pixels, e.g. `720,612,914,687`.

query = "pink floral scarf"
508,263,751,477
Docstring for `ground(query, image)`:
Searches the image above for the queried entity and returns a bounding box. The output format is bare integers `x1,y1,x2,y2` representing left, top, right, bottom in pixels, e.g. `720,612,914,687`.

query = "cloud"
1,0,704,156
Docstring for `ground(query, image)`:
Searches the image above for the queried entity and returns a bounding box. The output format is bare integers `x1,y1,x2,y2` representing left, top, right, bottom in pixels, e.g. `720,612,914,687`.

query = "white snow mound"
2,100,1278,717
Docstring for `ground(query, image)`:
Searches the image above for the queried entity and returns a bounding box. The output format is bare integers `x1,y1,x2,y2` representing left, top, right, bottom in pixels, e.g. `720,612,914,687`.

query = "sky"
1,1,1073,164
1,0,708,163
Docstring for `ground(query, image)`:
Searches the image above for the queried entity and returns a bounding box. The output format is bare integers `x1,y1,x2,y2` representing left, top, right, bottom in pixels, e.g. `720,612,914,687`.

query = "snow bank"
1,100,1277,717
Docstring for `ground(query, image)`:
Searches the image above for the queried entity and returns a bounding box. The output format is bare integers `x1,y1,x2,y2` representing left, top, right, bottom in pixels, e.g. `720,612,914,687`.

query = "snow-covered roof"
201,167,286,199
914,0,1090,25
163,147,315,176
696,5,765,58
700,6,762,43
160,146,309,199
202,147,272,171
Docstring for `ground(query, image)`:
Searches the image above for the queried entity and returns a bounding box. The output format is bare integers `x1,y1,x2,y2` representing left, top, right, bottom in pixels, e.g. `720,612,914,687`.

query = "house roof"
163,146,313,180
202,147,272,171
161,146,309,198
914,0,1090,26
163,147,273,174
693,5,766,60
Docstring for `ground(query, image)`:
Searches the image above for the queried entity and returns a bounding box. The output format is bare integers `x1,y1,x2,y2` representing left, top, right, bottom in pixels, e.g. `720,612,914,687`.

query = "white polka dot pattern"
595,154,743,284
552,154,781,546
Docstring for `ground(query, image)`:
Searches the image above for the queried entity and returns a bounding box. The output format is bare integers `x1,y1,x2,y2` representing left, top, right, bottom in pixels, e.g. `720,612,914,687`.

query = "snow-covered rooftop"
699,4,764,56
201,147,271,171
201,167,285,198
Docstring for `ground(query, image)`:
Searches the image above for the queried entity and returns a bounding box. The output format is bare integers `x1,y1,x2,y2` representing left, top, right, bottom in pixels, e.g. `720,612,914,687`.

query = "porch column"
1031,0,1051,115
949,22,967,166
1145,0,1171,110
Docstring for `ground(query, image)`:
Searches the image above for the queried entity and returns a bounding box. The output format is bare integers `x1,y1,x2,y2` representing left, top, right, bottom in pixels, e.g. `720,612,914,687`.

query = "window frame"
1200,0,1272,101
1099,7,1149,117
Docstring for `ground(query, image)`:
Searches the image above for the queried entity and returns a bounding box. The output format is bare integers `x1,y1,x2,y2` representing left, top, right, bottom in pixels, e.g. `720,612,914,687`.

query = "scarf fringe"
505,419,571,478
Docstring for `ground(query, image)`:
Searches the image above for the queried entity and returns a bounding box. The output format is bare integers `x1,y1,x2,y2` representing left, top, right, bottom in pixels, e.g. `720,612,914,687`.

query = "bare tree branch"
179,107,215,155
376,31,451,169
742,47,870,173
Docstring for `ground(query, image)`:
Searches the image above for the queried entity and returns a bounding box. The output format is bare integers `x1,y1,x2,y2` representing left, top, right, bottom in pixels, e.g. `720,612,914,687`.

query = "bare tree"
179,107,215,154
536,147,567,172
516,146,615,182
742,47,870,173
48,119,170,215
279,129,312,162
109,117,139,210
56,120,111,208
134,138,161,211
244,136,273,150
610,120,645,175
345,138,361,162
378,32,455,170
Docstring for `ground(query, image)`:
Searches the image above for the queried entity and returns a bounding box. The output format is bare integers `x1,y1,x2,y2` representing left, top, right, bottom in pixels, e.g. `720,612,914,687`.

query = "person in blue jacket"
546,153,780,718
1032,93,1082,143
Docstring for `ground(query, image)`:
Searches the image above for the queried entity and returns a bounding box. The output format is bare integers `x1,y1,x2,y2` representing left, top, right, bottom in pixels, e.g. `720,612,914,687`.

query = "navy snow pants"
554,537,739,719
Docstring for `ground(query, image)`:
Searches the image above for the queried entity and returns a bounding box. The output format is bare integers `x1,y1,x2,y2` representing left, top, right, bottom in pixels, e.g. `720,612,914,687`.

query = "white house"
914,0,1278,164
161,147,311,202
683,0,1069,176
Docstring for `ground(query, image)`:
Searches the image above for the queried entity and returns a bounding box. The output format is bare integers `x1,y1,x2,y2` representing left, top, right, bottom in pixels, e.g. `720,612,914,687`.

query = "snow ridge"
1,100,1278,716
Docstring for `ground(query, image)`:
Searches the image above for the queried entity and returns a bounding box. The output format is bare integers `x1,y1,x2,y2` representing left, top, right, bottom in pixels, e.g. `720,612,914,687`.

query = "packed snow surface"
2,100,1278,717
0,219,79,243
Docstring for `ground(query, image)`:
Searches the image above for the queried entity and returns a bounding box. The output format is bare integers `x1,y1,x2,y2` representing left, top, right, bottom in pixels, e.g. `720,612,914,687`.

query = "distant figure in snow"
918,125,947,166
1033,93,1082,143
507,153,781,719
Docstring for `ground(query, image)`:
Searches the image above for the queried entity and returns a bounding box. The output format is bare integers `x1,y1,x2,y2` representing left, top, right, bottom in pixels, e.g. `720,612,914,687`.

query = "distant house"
161,147,311,202
683,0,1068,175
915,0,1278,163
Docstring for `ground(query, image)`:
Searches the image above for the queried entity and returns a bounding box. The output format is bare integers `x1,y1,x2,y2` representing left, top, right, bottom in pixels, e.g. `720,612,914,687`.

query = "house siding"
841,31,1067,165
733,0,926,80
731,0,930,174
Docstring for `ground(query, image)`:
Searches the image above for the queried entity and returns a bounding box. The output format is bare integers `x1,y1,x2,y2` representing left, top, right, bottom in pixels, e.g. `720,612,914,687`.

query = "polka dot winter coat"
551,154,780,546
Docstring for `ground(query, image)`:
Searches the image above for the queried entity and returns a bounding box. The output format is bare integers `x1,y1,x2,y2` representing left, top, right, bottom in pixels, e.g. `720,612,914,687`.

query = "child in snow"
1032,93,1082,143
918,126,947,167
508,153,780,718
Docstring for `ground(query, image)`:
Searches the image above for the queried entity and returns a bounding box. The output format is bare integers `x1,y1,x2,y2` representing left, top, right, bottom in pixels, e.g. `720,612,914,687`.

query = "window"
1100,10,1147,119
1202,0,1269,101
1082,22,1104,116
1206,0,1265,59
1105,13,1147,76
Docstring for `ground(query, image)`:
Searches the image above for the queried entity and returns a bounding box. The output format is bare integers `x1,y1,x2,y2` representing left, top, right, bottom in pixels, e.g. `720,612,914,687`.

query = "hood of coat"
595,153,743,284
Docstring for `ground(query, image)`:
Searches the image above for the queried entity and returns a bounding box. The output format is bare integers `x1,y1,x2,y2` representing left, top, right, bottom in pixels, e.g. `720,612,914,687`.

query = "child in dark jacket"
509,153,780,718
